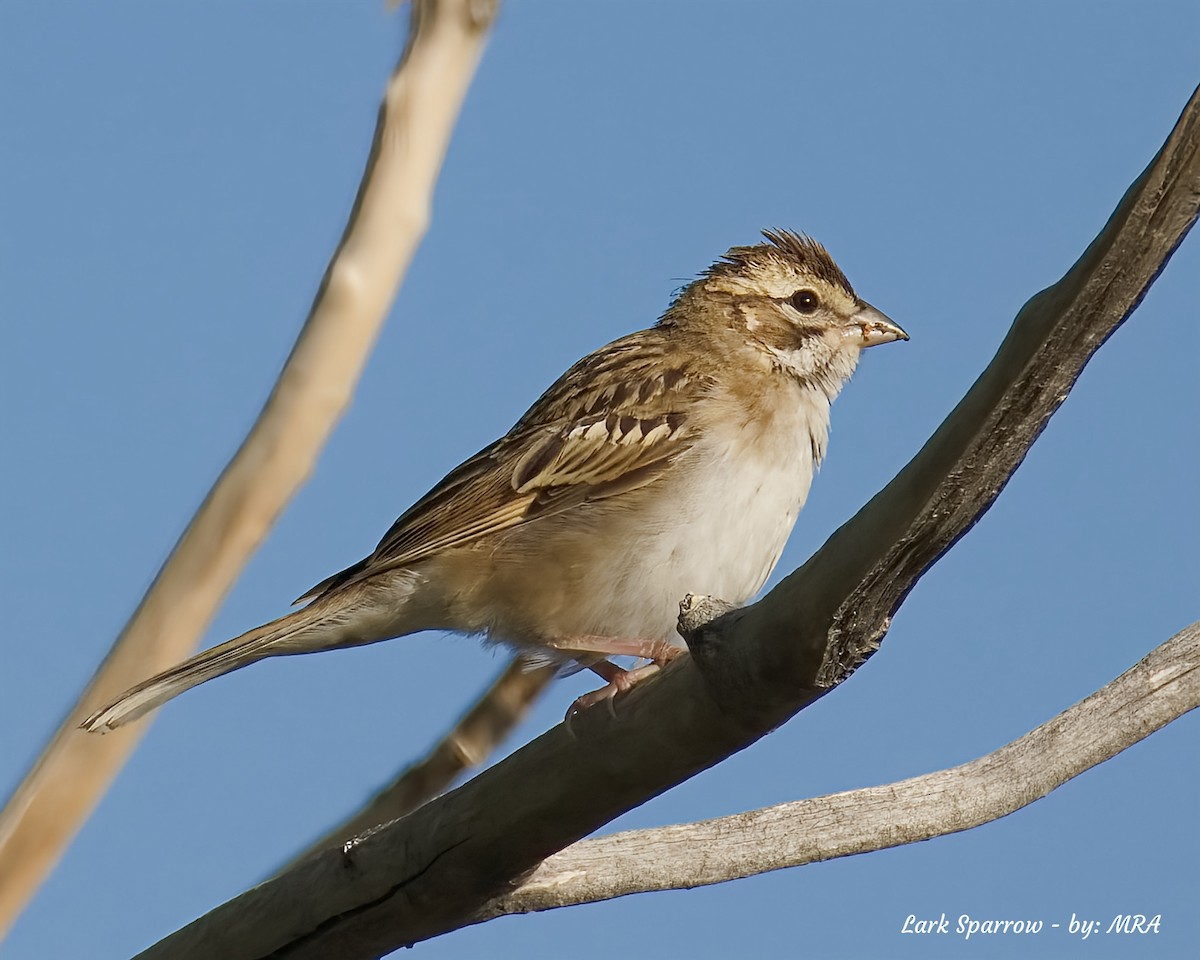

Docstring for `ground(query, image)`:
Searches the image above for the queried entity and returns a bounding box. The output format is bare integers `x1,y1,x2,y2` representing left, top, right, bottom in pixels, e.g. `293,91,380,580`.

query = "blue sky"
2,2,1198,958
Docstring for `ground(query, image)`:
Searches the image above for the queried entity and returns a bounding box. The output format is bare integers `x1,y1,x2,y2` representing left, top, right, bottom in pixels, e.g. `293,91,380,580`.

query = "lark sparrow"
84,229,906,731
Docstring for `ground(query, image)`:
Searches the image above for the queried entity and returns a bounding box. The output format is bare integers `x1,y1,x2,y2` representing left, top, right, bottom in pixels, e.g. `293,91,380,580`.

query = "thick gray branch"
135,85,1200,960
479,621,1200,917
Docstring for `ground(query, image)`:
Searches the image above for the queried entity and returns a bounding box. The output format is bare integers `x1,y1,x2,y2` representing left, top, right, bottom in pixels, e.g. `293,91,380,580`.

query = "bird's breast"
666,382,828,601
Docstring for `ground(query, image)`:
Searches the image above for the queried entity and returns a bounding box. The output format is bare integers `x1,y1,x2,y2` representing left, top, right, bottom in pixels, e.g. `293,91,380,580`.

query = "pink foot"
565,662,663,720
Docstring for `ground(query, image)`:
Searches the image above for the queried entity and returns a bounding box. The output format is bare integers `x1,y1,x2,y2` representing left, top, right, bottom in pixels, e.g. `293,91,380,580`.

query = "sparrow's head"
671,228,907,395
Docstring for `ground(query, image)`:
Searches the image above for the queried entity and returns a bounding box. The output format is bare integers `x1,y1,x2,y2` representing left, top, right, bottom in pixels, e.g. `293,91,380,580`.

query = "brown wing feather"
297,328,705,602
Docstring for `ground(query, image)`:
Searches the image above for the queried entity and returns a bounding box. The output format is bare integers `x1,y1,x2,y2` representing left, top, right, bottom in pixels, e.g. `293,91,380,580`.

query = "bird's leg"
546,634,684,664
585,658,625,683
552,635,683,719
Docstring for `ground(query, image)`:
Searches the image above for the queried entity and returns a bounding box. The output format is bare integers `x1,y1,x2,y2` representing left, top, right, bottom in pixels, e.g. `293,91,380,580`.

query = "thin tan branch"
280,659,554,871
0,0,498,939
478,621,1200,917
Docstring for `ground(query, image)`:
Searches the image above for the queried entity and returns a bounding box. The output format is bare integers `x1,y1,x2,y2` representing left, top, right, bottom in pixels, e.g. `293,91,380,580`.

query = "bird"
83,229,907,732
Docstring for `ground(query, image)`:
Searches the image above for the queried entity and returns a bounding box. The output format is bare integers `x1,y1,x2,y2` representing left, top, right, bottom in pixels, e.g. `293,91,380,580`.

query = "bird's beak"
848,301,909,347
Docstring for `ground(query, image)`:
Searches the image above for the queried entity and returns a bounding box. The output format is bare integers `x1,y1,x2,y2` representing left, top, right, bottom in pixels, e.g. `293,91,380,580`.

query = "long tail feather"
82,605,332,733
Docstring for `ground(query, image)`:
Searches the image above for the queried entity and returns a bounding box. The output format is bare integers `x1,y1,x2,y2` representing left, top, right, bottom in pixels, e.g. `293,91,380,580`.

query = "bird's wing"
295,328,705,603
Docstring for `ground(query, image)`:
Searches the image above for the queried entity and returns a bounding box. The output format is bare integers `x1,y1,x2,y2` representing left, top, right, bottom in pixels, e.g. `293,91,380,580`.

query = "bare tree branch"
132,84,1200,960
0,0,499,939
477,620,1200,918
279,659,554,872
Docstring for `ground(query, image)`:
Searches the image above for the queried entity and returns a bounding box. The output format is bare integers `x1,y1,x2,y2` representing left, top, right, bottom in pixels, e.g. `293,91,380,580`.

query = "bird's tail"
82,604,337,733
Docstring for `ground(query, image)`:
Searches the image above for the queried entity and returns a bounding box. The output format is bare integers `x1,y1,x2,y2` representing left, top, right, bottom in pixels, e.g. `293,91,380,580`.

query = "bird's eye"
789,289,820,314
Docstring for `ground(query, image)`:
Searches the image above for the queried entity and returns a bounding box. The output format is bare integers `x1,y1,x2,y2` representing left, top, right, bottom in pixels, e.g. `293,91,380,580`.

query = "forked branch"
135,84,1200,960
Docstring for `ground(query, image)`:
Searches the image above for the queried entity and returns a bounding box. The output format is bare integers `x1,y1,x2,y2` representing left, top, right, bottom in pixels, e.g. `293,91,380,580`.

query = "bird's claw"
564,662,663,721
